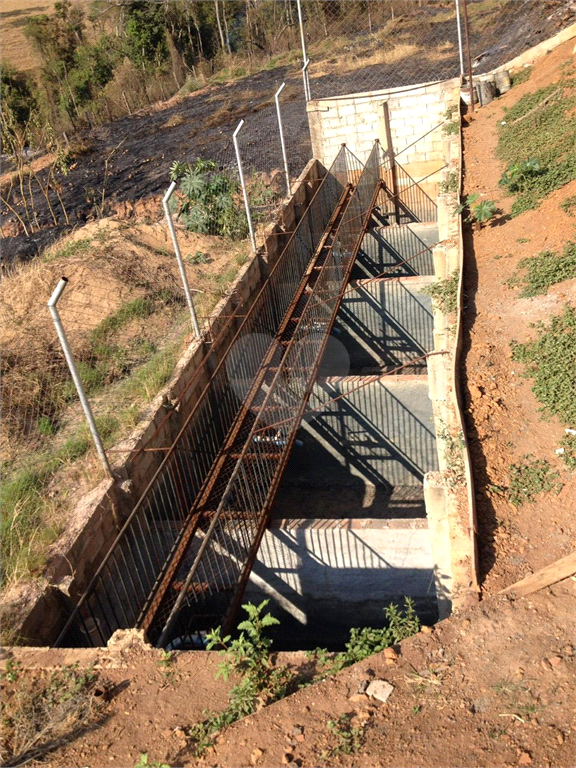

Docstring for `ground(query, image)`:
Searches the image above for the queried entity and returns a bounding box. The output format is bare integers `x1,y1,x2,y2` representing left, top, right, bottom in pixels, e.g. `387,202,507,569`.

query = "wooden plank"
499,552,576,598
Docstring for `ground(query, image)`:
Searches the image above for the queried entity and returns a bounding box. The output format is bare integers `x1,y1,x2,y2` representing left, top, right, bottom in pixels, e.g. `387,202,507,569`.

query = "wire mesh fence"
298,0,572,100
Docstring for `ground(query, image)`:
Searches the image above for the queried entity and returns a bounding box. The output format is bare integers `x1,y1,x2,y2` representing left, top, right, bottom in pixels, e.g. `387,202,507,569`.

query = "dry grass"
0,661,106,766
0,0,85,72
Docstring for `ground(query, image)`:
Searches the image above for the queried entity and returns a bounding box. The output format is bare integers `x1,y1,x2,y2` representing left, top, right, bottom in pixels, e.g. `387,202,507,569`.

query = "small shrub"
169,158,248,240
511,306,576,424
506,242,575,297
423,272,459,314
560,197,575,216
455,193,497,227
507,455,563,506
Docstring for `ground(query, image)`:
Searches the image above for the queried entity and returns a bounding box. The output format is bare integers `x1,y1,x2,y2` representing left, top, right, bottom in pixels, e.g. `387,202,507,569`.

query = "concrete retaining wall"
10,159,330,647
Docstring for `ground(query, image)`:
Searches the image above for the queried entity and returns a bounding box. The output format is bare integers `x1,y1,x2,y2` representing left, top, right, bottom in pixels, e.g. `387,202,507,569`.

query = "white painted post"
302,58,311,102
296,0,308,74
162,180,201,339
455,0,465,78
274,83,291,198
48,278,113,478
233,119,257,254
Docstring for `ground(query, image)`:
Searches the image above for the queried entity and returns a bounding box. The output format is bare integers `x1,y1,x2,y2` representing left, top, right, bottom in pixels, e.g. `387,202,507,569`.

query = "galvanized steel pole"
48,278,113,478
233,119,257,254
274,83,291,198
455,0,465,78
462,0,475,112
302,58,311,102
162,180,201,339
296,0,310,101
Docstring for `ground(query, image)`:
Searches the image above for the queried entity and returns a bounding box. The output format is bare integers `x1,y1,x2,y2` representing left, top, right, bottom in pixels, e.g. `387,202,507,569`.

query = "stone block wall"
307,78,461,200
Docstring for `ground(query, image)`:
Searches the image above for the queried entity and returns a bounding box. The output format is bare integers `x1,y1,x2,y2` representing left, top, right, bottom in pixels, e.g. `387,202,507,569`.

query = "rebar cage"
55,141,400,649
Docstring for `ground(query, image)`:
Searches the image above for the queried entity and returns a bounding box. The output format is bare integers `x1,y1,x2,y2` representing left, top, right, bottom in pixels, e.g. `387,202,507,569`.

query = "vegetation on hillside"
497,78,575,216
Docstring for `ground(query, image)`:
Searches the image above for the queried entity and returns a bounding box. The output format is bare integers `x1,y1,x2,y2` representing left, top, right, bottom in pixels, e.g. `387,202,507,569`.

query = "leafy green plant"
511,306,576,424
187,601,288,757
507,456,563,507
309,598,420,675
499,158,542,194
560,197,575,216
443,120,459,135
439,171,458,194
455,193,497,227
169,159,248,239
437,423,466,486
423,272,459,314
506,242,575,297
327,714,365,755
187,251,210,265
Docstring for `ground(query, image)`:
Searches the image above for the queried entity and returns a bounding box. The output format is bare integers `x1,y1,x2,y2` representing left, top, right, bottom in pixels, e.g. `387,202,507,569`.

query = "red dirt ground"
1,34,575,768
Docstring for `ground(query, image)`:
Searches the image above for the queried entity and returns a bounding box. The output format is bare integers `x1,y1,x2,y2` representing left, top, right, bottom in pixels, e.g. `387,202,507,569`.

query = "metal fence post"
302,58,311,102
274,83,291,198
455,0,465,78
48,278,113,478
162,181,201,339
461,0,475,112
296,0,308,76
232,119,257,254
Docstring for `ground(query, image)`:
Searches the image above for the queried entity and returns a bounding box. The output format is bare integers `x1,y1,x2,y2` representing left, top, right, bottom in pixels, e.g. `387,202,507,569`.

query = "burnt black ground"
1,0,570,266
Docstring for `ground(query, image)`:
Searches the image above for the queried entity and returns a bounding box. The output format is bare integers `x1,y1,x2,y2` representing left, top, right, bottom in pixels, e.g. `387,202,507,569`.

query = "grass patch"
0,661,103,767
510,66,532,87
497,79,575,216
511,306,576,424
42,238,93,263
560,196,575,216
423,272,459,314
558,432,576,470
507,455,563,507
506,241,575,297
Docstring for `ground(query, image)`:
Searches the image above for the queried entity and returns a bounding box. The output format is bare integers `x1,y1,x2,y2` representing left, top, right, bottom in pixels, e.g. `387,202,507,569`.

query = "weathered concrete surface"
246,522,437,649
331,277,435,374
352,223,439,280
274,376,438,518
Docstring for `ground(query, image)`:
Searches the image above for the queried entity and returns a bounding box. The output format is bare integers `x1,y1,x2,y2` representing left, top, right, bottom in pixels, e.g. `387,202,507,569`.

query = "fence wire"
299,0,572,100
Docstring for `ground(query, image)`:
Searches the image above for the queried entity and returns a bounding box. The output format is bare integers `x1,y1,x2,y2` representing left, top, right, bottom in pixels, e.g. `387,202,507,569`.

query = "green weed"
439,171,458,194
135,754,171,768
506,242,575,297
507,455,563,507
327,714,365,755
437,422,466,486
423,272,459,314
43,238,92,263
443,120,459,135
511,306,576,424
187,601,288,757
308,598,420,675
